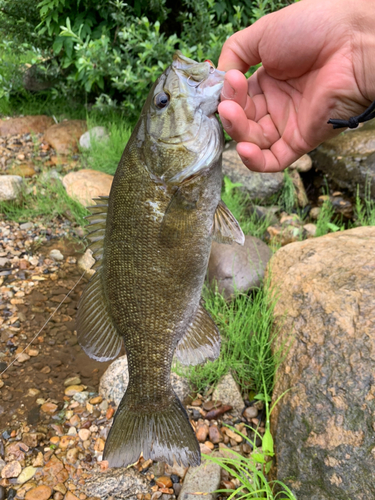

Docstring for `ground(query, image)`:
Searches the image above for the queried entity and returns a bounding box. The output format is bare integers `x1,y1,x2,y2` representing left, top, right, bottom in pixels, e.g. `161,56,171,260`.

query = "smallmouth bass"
76,52,244,468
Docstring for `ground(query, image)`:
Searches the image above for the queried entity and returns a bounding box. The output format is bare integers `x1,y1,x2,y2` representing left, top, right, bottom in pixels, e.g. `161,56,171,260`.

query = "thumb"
218,15,268,72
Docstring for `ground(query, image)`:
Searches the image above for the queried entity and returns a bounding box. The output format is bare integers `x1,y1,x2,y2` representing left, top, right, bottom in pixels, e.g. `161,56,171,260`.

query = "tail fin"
103,390,200,468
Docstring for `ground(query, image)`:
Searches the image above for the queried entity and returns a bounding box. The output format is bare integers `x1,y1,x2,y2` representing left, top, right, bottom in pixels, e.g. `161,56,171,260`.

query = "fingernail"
221,117,232,130
221,80,235,100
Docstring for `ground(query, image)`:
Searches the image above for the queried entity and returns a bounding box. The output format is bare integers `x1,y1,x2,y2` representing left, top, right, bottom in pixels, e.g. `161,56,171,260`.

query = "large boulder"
268,226,375,500
222,145,284,200
312,120,375,197
208,235,272,299
44,120,87,154
62,169,113,206
0,116,54,136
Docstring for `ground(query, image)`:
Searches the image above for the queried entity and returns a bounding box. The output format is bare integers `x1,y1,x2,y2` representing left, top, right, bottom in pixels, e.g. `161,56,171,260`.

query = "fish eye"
154,92,170,109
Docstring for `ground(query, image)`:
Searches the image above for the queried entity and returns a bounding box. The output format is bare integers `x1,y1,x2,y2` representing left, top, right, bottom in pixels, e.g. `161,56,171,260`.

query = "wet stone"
25,485,53,500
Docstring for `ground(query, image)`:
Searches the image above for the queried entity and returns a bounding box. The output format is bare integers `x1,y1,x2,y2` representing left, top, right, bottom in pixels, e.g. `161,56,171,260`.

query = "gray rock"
0,175,23,202
99,355,191,407
178,458,221,500
222,146,284,200
269,226,375,500
208,235,272,299
212,372,244,415
84,467,150,499
312,119,375,197
80,126,109,150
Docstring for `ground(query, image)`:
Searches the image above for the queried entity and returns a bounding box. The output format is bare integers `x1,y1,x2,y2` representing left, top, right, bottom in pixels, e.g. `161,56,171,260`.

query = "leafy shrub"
1,0,296,120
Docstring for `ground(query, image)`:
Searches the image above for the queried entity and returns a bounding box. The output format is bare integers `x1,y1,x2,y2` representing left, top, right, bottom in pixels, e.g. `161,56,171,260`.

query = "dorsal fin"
85,197,109,270
212,200,245,245
175,304,220,366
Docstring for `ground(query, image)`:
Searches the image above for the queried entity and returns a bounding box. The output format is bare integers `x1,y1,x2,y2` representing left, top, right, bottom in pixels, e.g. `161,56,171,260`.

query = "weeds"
179,277,285,396
277,170,297,214
222,177,276,239
80,112,132,175
355,182,375,226
315,197,341,237
0,172,89,225
204,372,295,499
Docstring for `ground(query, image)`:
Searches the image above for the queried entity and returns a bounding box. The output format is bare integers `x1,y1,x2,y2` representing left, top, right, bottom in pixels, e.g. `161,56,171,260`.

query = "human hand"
218,0,375,172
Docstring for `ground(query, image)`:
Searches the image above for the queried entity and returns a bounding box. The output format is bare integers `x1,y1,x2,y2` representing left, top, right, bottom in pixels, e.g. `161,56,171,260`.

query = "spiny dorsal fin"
85,197,109,269
76,271,122,361
175,304,220,366
212,200,245,245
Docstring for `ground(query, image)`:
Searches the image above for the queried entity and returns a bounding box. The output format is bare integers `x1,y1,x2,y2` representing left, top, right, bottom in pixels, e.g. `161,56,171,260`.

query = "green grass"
0,172,89,226
277,170,297,214
80,111,132,175
177,278,286,397
222,177,276,239
355,182,375,226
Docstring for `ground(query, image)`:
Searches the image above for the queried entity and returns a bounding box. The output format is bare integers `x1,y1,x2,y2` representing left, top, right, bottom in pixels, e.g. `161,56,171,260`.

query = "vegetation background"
0,0,294,121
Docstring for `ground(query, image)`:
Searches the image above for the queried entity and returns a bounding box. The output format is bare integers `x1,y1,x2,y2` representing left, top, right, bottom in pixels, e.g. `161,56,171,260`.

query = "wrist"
351,0,375,102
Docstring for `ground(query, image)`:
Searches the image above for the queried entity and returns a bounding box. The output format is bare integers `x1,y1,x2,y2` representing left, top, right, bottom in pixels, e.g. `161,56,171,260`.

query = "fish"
76,51,245,468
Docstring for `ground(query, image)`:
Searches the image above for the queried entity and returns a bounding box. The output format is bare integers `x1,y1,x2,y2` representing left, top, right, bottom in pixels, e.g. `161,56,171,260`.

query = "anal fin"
175,304,220,366
213,200,245,245
76,271,122,361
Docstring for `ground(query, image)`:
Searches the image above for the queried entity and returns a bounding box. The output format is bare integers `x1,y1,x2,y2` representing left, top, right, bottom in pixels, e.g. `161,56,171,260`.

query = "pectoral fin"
175,304,220,366
159,188,198,246
213,200,245,245
76,271,122,361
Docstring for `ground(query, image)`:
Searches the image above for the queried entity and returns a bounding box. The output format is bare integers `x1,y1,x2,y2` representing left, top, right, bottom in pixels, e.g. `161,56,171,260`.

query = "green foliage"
0,173,89,226
222,177,275,239
315,198,341,237
278,169,297,213
205,370,295,499
179,278,285,396
0,0,45,46
355,182,375,226
205,420,296,499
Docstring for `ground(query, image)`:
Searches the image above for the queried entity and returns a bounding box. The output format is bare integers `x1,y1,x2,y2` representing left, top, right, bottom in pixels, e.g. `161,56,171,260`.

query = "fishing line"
0,270,86,377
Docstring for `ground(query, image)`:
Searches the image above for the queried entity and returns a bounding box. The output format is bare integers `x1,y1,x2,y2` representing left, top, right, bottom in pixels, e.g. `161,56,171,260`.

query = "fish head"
138,51,225,183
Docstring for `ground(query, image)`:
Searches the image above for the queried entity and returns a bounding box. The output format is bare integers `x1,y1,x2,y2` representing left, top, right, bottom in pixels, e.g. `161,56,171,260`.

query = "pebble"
202,400,221,411
64,376,81,386
1,461,21,478
0,486,4,500
243,406,258,420
195,422,209,443
65,385,84,396
25,485,53,500
17,466,37,484
208,425,223,444
16,352,30,363
41,403,58,414
49,249,64,261
89,396,102,405
78,429,91,441
156,476,173,488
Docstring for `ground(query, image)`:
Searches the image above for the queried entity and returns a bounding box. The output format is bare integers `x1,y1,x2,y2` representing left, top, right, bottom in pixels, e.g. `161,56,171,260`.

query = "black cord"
328,100,375,129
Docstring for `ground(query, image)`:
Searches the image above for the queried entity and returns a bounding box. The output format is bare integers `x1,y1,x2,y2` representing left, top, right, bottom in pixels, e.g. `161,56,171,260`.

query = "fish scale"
76,51,245,468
